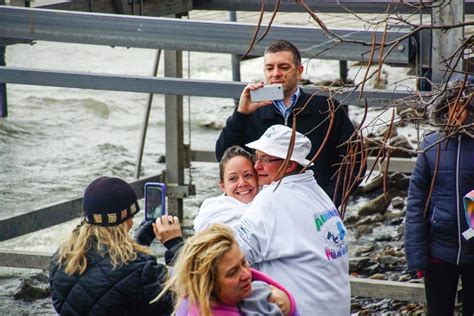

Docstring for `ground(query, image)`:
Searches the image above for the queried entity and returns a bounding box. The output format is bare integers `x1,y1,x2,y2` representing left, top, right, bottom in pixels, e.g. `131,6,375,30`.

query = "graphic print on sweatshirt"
313,208,348,260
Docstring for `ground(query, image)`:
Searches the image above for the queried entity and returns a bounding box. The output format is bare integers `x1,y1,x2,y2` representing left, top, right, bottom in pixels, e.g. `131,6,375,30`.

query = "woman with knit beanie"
49,176,182,315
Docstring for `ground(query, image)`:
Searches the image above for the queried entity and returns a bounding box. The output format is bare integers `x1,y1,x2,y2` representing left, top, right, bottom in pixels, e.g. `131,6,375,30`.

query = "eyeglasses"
254,156,282,165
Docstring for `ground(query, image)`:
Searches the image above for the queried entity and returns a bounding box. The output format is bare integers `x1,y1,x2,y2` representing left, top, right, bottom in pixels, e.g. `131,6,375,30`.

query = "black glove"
134,220,155,246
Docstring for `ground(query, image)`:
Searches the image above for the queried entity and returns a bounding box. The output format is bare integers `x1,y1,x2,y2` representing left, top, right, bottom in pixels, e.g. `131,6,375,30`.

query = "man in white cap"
232,124,350,316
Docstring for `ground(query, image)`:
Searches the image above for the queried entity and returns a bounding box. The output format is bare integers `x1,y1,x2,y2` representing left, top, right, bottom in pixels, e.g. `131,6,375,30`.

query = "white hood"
194,195,250,232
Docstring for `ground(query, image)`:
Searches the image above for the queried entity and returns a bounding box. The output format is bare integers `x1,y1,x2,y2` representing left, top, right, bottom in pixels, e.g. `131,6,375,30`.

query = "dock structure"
0,0,470,305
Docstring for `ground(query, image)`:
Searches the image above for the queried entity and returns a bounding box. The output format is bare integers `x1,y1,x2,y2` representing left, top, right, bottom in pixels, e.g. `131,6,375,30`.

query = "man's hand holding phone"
238,82,282,115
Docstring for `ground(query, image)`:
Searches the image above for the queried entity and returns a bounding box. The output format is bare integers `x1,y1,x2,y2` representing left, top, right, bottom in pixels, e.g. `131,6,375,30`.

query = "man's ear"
297,64,304,80
287,161,298,173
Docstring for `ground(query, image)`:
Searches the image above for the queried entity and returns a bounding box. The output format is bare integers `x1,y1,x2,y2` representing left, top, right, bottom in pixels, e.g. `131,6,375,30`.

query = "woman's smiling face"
220,156,258,204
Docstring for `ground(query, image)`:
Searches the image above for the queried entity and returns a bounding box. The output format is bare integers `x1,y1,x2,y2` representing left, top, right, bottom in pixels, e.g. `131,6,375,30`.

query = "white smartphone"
250,84,284,102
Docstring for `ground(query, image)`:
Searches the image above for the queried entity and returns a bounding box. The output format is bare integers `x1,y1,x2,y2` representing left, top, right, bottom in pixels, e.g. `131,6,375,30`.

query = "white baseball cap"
246,125,313,167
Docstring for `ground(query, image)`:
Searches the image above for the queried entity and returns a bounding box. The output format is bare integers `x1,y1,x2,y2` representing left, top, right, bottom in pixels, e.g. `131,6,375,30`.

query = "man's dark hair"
264,40,302,67
219,146,255,182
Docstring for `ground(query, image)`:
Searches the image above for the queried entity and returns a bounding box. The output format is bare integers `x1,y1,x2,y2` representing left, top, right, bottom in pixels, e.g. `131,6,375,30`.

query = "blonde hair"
57,221,149,275
155,223,235,316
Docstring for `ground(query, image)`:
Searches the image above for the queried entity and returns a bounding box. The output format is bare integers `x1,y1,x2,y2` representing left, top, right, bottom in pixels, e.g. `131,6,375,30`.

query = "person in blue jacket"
404,75,474,316
49,176,182,315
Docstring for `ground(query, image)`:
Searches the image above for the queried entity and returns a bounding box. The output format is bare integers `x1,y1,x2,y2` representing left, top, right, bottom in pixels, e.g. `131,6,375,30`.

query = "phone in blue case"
144,182,166,221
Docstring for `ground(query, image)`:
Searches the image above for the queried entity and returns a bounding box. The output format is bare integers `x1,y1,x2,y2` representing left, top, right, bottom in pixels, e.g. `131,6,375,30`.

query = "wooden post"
164,44,185,220
431,0,464,83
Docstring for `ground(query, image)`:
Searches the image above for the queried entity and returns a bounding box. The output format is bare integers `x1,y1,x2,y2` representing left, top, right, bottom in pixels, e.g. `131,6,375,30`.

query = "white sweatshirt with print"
233,170,350,316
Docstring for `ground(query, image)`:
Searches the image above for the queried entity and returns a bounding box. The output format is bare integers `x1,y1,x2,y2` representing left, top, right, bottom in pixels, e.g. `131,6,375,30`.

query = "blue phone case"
144,182,166,221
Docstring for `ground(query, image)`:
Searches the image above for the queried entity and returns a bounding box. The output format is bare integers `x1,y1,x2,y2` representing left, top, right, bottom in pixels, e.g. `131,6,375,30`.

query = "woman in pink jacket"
153,223,298,316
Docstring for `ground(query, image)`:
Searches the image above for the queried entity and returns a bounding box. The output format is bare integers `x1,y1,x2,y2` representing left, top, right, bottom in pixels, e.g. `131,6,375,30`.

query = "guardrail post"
431,0,464,83
416,26,432,91
229,10,241,107
0,44,6,118
164,36,185,221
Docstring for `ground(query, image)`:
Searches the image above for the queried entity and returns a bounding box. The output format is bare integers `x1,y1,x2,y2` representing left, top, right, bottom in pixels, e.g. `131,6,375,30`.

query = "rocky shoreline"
345,172,426,315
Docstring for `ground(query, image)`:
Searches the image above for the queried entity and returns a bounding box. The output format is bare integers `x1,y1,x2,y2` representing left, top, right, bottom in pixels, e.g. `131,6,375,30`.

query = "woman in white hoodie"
194,146,259,232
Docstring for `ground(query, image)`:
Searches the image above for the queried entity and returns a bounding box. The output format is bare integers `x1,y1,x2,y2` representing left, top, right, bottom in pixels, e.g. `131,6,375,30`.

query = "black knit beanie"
82,176,140,226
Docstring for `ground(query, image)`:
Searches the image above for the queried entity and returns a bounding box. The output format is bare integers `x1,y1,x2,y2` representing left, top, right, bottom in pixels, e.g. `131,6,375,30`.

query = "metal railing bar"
0,66,422,107
193,0,474,14
0,174,163,242
0,6,411,64
191,150,417,173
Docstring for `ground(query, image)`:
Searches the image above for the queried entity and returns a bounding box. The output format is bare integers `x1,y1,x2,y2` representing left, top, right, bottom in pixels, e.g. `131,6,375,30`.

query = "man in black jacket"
216,40,364,206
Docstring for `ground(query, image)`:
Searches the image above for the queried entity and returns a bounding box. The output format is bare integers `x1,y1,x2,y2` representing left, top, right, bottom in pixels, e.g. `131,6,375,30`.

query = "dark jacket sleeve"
215,109,251,161
327,104,365,206
138,258,174,314
163,237,184,266
404,140,431,271
49,252,64,314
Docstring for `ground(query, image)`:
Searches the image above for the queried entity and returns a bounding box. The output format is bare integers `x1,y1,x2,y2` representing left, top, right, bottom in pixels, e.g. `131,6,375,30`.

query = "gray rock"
389,172,410,191
359,176,383,194
14,274,50,301
389,217,404,226
368,273,386,280
356,214,384,226
384,209,405,222
358,193,392,216
377,255,403,267
355,244,376,256
391,196,405,209
344,214,360,226
374,233,394,242
349,257,372,273
356,224,373,235
360,263,381,275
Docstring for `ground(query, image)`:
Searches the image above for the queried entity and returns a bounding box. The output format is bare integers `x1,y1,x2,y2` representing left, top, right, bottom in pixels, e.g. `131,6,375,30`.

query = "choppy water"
0,39,416,314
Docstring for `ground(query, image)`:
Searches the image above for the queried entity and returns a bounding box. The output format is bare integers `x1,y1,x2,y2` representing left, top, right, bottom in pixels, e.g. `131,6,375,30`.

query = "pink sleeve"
251,268,297,316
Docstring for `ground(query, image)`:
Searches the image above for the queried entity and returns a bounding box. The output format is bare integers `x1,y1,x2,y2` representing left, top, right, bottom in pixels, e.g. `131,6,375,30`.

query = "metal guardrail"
0,6,412,64
0,66,422,107
0,174,163,241
193,0,474,14
0,155,416,242
191,150,417,173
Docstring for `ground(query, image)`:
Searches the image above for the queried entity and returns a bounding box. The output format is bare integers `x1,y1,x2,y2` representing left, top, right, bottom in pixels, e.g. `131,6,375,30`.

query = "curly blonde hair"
57,220,149,275
154,223,235,316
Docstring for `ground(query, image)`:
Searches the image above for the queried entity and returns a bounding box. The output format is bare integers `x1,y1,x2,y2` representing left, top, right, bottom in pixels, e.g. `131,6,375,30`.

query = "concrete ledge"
350,276,426,303
0,250,427,303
